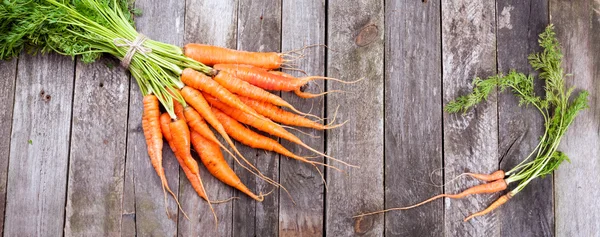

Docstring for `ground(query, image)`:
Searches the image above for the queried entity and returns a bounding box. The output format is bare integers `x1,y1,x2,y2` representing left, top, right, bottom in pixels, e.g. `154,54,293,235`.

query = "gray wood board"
123,0,186,236
551,0,600,235
184,0,239,236
233,1,282,236
0,59,17,235
496,1,553,236
182,0,237,236
4,53,74,236
64,57,129,236
326,0,385,236
441,1,499,236
384,0,443,236
279,0,326,236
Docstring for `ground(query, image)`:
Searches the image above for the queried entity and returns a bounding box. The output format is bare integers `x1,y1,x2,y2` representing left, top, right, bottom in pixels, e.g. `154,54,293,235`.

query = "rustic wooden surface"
1,0,599,236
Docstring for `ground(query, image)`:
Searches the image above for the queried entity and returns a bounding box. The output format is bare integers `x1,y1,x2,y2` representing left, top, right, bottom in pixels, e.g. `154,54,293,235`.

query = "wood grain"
4,53,74,236
279,0,326,236
384,0,443,236
551,0,600,235
123,0,186,236
326,0,385,236
496,1,553,236
0,59,17,235
441,1,498,236
233,1,282,236
182,1,237,236
64,57,129,236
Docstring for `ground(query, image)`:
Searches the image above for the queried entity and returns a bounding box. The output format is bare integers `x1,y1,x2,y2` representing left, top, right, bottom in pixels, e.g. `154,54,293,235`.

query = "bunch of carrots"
145,45,355,222
355,25,588,222
1,0,354,224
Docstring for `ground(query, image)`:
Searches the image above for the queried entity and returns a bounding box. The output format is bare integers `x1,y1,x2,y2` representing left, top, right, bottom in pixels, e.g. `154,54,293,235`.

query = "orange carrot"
141,95,181,216
169,119,200,176
464,193,512,222
161,113,217,225
190,131,262,201
159,113,208,200
268,70,343,98
180,86,279,187
465,170,505,182
211,108,312,163
180,68,262,120
211,70,315,117
237,95,342,130
213,64,349,92
204,93,354,168
184,44,283,69
353,179,508,218
173,100,186,120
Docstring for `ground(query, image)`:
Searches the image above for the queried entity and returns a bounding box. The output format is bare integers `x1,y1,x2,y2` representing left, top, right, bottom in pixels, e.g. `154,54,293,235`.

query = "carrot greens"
0,0,212,118
446,24,589,198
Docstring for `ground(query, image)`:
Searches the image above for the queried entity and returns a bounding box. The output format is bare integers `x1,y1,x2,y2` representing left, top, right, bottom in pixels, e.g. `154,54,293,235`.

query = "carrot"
465,170,505,182
237,95,343,130
160,113,217,225
141,95,182,217
180,68,263,120
211,70,317,118
353,179,508,218
169,119,200,176
190,131,263,201
204,93,355,168
159,113,207,200
184,44,284,69
213,64,353,92
211,107,337,187
179,86,280,188
269,70,339,99
464,193,512,222
212,108,313,164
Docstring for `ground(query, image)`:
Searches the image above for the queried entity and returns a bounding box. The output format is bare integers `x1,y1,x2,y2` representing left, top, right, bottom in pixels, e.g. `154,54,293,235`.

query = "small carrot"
204,93,354,168
190,131,263,201
141,95,182,217
237,95,343,130
213,64,353,92
353,179,508,218
464,193,512,222
211,70,316,118
465,170,505,182
160,113,217,225
180,86,279,188
184,44,284,69
180,68,263,120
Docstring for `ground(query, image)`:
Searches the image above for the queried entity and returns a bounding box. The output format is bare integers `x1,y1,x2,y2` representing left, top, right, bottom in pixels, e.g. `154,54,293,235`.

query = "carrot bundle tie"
113,34,152,68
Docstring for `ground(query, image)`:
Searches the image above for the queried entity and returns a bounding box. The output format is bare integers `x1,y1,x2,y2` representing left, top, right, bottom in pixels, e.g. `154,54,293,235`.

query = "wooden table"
1,0,598,236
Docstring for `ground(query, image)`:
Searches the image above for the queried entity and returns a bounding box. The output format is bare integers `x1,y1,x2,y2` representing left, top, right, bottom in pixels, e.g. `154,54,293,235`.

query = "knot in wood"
355,24,379,47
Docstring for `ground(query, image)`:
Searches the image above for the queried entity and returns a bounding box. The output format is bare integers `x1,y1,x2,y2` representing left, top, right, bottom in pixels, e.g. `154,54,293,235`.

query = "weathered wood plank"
384,0,443,236
122,0,185,236
0,59,17,236
279,0,325,236
64,57,129,236
326,0,384,236
441,1,498,236
551,0,600,235
182,1,237,236
234,1,281,236
4,53,74,236
496,1,553,236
